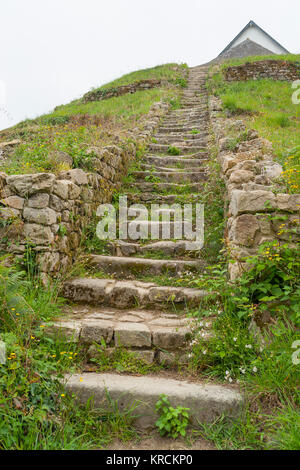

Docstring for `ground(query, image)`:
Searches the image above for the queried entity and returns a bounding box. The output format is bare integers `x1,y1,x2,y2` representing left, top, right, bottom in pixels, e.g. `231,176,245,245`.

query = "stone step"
132,170,207,183
109,240,203,257
161,118,209,127
181,103,207,109
152,137,208,146
148,144,207,154
154,132,208,140
89,255,206,277
144,155,208,167
140,163,205,173
64,373,243,430
128,193,200,204
171,106,208,112
166,112,208,119
165,118,208,125
62,278,209,309
157,126,208,133
132,181,204,193
46,305,199,352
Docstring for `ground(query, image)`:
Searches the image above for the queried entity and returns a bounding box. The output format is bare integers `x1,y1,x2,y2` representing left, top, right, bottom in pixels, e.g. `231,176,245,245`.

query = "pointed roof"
219,20,289,57
220,38,275,59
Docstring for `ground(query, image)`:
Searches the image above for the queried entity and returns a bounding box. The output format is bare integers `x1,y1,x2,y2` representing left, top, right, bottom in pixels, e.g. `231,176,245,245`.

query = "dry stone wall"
209,96,300,280
83,79,164,103
0,101,169,278
224,60,300,82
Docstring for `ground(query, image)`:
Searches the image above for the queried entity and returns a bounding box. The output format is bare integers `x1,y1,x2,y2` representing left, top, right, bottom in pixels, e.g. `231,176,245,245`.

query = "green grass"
44,88,173,122
90,63,188,91
210,61,300,193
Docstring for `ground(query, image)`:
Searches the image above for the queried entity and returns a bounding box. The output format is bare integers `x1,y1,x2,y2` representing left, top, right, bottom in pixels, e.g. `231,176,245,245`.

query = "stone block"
114,323,151,348
23,207,57,225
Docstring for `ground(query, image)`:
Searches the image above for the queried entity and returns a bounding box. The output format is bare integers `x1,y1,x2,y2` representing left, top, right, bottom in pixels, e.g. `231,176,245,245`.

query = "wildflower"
61,394,65,397
233,337,237,342
245,344,252,349
253,366,258,373
228,377,233,383
202,349,207,355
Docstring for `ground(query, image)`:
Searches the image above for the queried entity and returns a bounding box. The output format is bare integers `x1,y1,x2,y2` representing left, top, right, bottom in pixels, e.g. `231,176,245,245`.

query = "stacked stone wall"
0,101,169,277
224,60,300,82
209,96,300,280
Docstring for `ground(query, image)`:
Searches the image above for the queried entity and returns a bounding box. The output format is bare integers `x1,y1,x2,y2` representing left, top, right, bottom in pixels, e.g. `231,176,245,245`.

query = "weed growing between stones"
155,394,190,438
88,342,160,375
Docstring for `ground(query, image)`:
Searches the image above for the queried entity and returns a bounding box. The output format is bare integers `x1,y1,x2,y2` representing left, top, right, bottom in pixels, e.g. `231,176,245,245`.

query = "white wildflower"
253,366,258,373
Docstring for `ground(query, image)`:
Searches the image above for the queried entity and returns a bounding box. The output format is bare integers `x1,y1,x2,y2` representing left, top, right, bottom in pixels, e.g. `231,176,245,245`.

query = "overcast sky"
0,0,299,131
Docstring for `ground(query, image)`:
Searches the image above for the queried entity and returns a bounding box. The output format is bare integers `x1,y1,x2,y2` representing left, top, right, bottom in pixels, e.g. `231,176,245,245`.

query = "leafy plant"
155,394,190,438
167,145,181,156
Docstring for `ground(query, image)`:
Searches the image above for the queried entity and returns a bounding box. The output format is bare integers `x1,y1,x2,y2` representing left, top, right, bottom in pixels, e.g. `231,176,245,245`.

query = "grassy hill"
0,63,187,175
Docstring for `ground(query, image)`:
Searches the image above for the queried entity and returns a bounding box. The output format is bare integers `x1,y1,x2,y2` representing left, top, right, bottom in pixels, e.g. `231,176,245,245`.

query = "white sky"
0,0,299,131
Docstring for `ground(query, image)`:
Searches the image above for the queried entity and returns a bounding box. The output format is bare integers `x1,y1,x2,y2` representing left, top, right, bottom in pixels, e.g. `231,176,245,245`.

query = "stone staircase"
49,66,243,430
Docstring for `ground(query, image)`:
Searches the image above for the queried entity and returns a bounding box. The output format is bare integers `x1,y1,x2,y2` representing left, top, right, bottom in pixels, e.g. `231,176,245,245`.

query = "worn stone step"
157,126,208,133
165,118,208,125
128,193,200,204
161,118,209,127
163,112,208,119
181,103,207,109
153,132,208,140
45,305,211,356
144,155,208,167
140,163,205,173
171,106,208,113
64,373,243,430
153,137,208,147
89,255,206,277
62,278,209,309
132,170,207,183
166,111,208,119
109,240,203,257
132,181,204,193
148,144,207,154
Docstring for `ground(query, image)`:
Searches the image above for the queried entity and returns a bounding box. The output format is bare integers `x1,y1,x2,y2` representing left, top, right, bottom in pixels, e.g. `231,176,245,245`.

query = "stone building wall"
224,60,300,82
0,101,169,277
209,96,300,280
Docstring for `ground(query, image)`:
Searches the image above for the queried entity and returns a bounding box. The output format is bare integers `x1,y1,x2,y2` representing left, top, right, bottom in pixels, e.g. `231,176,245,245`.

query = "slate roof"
220,38,275,59
219,20,289,57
